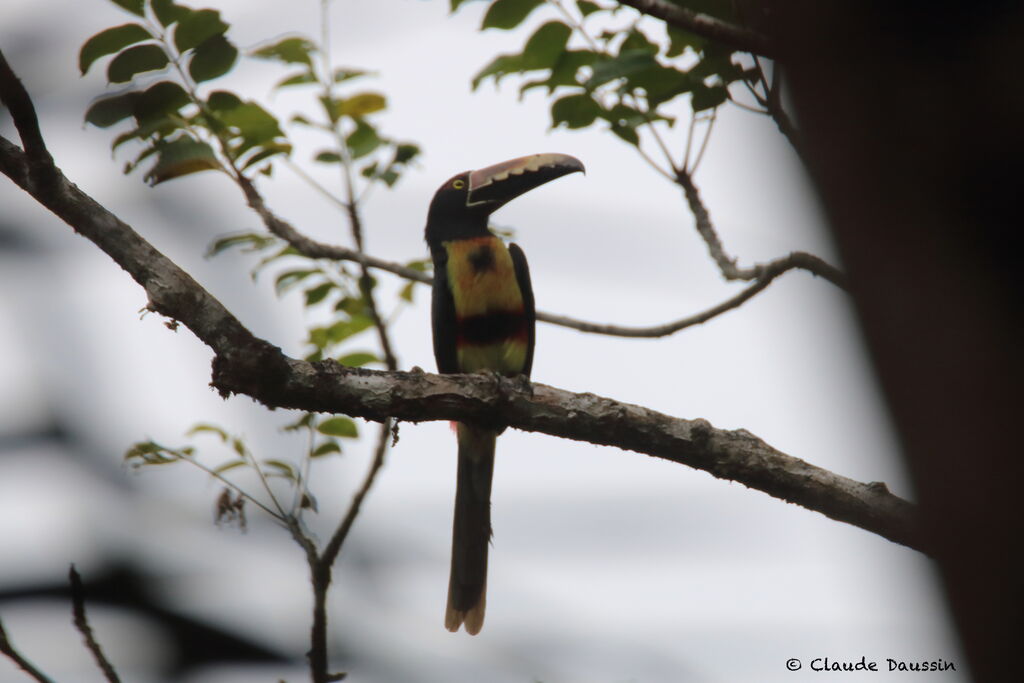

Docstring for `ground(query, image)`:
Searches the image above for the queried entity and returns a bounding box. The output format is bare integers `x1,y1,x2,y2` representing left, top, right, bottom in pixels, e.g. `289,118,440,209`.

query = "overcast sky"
1,1,965,682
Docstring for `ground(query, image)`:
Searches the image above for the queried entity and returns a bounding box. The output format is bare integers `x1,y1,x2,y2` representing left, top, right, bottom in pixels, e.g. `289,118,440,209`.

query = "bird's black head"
425,153,584,245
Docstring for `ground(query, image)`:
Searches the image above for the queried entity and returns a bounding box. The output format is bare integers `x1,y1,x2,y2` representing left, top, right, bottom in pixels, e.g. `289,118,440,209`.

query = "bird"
424,152,585,634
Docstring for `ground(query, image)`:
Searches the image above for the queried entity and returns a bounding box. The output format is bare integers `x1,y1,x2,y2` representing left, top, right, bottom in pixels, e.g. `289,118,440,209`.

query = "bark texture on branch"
0,48,920,558
0,134,920,552
616,0,776,58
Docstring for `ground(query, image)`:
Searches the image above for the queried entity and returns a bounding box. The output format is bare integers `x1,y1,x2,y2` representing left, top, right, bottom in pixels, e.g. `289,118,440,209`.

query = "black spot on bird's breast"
468,244,495,273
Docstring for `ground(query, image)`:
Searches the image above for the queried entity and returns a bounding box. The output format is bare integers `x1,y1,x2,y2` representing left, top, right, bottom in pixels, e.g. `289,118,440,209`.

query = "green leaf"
598,103,657,143
587,50,658,89
189,35,238,83
334,67,369,83
314,150,340,163
85,92,138,127
125,142,161,174
214,460,247,474
212,97,283,143
206,90,243,112
629,64,693,108
275,71,317,90
251,36,316,66
378,169,400,187
152,0,191,27
691,84,728,112
317,416,358,438
207,231,277,257
80,24,153,75
144,136,222,185
394,143,420,164
334,293,365,312
133,81,190,125
337,351,378,367
520,49,600,95
275,269,319,294
482,0,545,30
609,121,640,145
346,120,381,159
304,281,335,306
520,21,571,70
107,44,169,83
332,92,387,118
174,8,228,52
308,326,329,349
620,28,658,55
189,423,229,441
551,93,601,129
239,142,291,170
576,0,602,16
325,314,374,342
113,115,182,152
666,24,705,57
282,412,316,431
111,0,144,16
311,442,342,457
471,54,525,90
262,459,298,480
398,280,416,302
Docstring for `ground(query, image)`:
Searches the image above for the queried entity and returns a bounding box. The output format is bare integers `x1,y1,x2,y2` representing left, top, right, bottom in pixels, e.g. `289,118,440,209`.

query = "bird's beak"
466,153,585,209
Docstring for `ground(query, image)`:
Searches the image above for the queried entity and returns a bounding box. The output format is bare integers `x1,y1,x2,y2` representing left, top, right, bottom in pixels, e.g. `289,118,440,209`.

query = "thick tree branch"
616,0,776,58
0,53,919,555
0,139,919,551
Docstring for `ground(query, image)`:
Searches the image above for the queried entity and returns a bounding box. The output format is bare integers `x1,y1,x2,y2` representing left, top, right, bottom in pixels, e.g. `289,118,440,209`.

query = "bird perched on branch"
425,153,585,634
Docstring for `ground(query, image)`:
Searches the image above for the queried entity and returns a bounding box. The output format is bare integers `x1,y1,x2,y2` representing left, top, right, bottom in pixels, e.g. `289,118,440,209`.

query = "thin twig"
725,93,769,115
0,50,54,187
688,110,716,174
676,166,847,289
69,566,122,683
284,158,350,212
540,274,776,336
179,452,284,520
0,619,54,683
322,420,391,567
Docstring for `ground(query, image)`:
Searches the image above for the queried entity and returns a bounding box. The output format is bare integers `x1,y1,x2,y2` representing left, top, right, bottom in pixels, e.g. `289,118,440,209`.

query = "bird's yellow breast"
444,236,523,318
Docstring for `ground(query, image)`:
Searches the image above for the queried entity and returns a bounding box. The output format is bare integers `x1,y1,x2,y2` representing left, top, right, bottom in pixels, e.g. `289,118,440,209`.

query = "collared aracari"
425,153,585,634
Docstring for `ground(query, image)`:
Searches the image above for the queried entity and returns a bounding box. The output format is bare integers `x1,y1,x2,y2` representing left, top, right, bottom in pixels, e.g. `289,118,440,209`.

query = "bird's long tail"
445,422,496,635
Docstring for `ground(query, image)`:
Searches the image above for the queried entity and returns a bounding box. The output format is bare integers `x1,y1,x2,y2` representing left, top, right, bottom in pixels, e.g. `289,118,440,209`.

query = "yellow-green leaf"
333,92,386,118
317,416,358,438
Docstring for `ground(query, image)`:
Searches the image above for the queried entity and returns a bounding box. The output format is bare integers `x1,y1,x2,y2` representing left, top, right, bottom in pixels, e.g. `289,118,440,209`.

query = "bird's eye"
452,179,466,189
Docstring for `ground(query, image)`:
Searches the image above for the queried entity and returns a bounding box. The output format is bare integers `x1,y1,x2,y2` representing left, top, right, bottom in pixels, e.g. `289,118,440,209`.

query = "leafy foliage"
82,0,424,367
81,0,276,183
125,415,360,521
458,0,758,147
